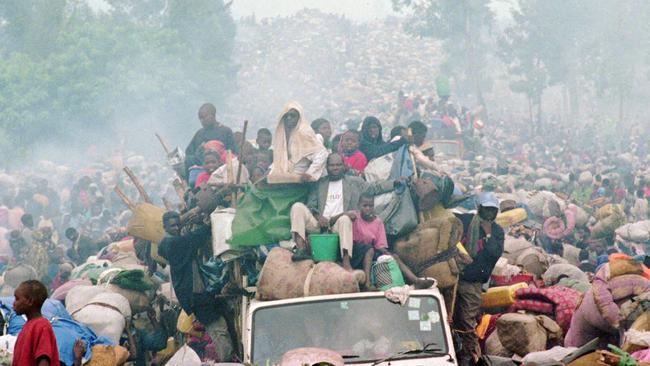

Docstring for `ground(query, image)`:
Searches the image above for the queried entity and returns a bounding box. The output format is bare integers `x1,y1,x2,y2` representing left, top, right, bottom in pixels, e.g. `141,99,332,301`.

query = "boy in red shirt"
12,280,60,366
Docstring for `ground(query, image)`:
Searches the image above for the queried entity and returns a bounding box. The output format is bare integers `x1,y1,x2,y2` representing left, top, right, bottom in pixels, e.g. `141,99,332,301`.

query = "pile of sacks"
480,254,650,365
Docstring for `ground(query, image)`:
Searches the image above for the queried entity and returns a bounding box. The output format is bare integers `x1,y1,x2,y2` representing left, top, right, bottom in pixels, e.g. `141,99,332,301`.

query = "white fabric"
364,155,394,209
322,180,344,219
207,157,250,185
73,304,125,344
384,284,410,305
294,149,328,179
521,346,577,365
166,345,202,366
210,208,236,257
268,101,327,183
616,220,650,242
87,291,132,317
0,335,17,354
65,285,106,315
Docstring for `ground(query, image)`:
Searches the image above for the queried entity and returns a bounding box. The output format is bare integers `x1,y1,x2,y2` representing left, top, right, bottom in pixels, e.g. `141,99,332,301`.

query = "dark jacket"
185,124,237,168
307,175,395,216
455,213,505,283
159,225,213,322
359,118,407,161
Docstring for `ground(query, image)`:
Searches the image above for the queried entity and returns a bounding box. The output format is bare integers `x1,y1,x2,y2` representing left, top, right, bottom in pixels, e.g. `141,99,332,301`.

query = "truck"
241,286,458,366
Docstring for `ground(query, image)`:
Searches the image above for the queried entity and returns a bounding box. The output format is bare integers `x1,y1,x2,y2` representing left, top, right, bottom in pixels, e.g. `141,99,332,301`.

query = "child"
194,151,223,189
339,130,368,175
256,128,273,153
311,118,332,149
351,194,433,290
12,280,60,366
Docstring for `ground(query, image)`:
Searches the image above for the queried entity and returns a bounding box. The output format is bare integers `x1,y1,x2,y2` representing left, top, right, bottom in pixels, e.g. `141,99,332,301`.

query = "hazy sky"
231,0,395,21
231,0,515,22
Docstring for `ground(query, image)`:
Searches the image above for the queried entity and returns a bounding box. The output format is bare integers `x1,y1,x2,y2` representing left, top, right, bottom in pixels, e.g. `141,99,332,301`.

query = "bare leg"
342,249,353,271
362,248,375,286
292,232,307,250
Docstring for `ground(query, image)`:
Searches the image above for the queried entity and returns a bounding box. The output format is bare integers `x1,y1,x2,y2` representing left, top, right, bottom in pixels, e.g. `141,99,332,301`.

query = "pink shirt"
352,210,388,250
194,172,210,188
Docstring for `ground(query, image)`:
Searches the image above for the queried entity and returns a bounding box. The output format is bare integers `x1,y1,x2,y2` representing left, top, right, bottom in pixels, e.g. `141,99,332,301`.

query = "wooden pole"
232,120,249,208
113,186,136,211
123,166,152,203
155,133,171,155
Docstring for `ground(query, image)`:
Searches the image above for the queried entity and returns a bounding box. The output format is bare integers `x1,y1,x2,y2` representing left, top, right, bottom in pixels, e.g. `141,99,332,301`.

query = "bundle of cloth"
543,204,577,240
508,286,582,333
565,257,650,348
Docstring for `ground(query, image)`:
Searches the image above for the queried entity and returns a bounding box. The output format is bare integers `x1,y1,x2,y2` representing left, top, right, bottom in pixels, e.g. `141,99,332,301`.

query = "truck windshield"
251,295,448,364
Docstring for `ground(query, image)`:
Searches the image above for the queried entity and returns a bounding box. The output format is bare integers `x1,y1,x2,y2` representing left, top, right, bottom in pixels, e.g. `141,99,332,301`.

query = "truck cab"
242,286,457,366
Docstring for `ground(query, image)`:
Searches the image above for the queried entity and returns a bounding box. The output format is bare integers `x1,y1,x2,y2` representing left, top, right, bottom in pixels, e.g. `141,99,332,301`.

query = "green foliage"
0,0,236,166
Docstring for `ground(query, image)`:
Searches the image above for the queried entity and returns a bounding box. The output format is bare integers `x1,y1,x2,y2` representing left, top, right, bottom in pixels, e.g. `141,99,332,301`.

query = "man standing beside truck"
453,192,504,366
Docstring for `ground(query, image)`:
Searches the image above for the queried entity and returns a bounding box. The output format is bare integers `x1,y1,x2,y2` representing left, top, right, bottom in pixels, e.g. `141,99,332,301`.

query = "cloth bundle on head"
268,101,325,184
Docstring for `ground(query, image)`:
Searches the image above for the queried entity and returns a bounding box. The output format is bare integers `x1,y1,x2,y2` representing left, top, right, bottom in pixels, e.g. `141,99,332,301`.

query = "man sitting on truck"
289,153,398,269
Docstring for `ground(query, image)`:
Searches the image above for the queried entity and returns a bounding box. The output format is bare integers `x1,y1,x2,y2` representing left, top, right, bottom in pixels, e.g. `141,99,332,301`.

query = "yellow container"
496,208,528,228
594,204,624,221
176,310,195,333
480,282,528,308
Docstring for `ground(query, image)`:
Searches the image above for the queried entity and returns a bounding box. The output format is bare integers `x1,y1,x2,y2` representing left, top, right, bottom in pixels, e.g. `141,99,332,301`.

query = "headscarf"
268,101,324,183
360,116,383,145
203,140,228,164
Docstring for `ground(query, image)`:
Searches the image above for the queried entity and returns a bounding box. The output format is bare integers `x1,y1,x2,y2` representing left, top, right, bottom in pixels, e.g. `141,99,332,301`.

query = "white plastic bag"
165,345,201,366
211,208,236,257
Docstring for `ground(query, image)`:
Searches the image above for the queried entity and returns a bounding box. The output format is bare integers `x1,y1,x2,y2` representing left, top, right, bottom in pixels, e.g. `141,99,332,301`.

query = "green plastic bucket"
309,234,340,262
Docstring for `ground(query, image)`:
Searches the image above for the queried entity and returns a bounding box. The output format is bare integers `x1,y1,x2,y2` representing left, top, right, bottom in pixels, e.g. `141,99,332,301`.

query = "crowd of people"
0,88,649,366
228,9,443,131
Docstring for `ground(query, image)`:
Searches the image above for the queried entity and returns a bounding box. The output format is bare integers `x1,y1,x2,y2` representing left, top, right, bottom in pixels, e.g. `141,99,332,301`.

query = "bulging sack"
126,203,167,265
394,216,464,289
496,313,553,356
257,248,364,300
256,248,314,301
73,304,126,345
3,264,38,288
106,284,150,314
305,262,364,296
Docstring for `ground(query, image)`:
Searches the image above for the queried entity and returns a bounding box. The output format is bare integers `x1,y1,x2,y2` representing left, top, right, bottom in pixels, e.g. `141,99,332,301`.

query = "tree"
0,0,67,56
392,0,494,112
584,1,650,124
497,0,554,128
0,0,238,166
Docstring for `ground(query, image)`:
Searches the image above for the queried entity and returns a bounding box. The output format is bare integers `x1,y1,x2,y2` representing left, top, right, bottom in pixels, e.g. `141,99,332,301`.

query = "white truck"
241,286,458,366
